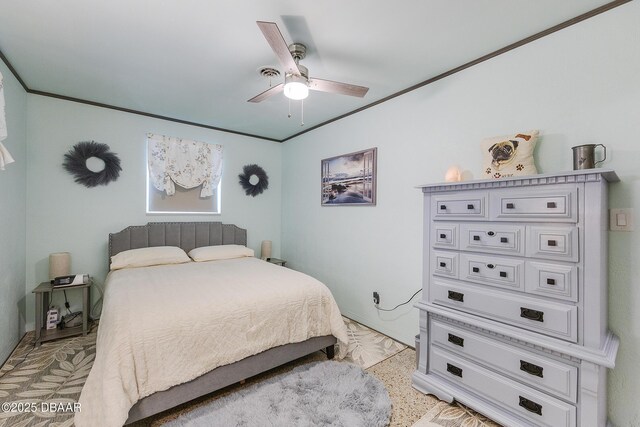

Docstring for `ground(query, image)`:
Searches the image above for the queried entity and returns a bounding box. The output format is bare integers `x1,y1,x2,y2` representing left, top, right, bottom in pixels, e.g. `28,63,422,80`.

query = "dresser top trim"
417,169,619,193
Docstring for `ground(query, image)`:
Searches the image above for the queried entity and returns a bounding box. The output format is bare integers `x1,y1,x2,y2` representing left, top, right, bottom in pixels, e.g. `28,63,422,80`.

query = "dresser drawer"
432,223,458,250
432,193,487,221
430,319,578,402
431,279,578,342
525,261,578,302
430,346,576,427
490,186,577,223
526,226,579,262
432,251,458,279
460,223,524,256
460,253,525,292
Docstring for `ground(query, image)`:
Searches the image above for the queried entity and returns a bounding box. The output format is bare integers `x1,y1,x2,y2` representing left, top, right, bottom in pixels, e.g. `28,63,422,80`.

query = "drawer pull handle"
548,239,557,247
473,235,480,241
506,202,515,209
467,204,474,210
500,237,508,243
520,360,544,378
447,333,464,347
520,307,544,322
487,231,495,236
446,363,463,378
472,267,480,273
486,264,495,269
448,291,464,302
440,205,447,210
546,278,556,285
519,396,542,416
439,262,446,267
547,201,557,208
499,271,507,278
439,233,446,239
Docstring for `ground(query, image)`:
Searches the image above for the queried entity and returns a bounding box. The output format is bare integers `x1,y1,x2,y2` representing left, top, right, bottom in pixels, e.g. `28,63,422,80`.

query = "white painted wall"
0,62,27,363
24,96,282,330
282,2,640,425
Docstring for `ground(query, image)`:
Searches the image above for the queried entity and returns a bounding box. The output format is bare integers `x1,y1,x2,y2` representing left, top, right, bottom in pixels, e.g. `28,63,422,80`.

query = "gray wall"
24,95,282,329
0,62,27,363
282,3,640,425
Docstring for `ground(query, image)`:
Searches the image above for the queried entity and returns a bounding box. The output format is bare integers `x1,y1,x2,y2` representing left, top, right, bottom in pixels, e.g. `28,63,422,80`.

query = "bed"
76,222,349,427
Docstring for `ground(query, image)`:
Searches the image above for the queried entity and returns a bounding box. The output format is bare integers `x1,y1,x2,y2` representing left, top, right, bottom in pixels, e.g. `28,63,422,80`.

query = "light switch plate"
610,208,634,231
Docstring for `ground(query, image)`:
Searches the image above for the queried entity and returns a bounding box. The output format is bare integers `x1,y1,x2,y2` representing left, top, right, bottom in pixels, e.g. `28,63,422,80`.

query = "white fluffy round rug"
162,361,392,427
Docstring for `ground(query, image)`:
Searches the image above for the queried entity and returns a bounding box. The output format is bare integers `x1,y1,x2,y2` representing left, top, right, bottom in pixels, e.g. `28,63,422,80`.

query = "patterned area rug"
341,316,407,368
0,329,96,427
411,401,502,427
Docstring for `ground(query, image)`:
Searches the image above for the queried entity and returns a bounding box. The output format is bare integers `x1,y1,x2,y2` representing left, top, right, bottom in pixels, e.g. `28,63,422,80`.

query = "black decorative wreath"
238,164,269,197
63,141,122,188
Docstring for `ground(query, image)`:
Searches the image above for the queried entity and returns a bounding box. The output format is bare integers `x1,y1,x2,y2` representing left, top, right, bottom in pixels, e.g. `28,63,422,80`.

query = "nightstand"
266,257,286,267
32,281,90,347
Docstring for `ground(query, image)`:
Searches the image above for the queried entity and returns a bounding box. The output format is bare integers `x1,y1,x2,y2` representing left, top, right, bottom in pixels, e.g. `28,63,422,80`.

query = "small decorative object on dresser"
413,170,619,427
481,130,538,179
572,143,607,170
444,165,462,182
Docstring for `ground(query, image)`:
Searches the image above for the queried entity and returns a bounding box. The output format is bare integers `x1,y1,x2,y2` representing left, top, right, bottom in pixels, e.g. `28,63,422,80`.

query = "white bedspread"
75,257,349,427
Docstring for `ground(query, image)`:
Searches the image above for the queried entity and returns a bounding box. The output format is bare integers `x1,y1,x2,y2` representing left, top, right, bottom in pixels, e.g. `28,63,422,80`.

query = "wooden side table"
32,281,90,347
266,257,286,267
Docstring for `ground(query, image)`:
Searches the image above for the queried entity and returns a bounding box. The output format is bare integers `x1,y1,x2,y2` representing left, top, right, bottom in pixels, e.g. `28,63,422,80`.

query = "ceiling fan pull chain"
288,98,292,118
301,99,304,126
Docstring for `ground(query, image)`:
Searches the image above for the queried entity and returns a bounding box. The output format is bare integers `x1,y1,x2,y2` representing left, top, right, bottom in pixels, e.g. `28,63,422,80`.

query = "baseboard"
0,331,28,368
341,310,415,347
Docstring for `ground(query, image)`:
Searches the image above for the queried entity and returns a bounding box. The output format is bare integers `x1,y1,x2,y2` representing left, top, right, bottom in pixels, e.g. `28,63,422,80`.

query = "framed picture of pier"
321,147,377,206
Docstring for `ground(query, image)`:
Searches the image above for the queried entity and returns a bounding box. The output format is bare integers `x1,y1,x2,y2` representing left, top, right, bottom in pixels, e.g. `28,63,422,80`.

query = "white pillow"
188,245,254,262
110,246,190,270
481,130,539,179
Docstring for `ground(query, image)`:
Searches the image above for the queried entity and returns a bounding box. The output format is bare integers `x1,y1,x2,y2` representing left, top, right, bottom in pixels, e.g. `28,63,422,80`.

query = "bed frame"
107,222,337,424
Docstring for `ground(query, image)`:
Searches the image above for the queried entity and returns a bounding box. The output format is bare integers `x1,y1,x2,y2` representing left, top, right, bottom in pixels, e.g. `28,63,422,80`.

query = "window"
146,133,223,214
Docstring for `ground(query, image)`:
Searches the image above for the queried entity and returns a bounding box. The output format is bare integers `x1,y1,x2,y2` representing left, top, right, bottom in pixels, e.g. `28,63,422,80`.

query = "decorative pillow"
481,130,539,179
110,246,190,270
188,245,254,262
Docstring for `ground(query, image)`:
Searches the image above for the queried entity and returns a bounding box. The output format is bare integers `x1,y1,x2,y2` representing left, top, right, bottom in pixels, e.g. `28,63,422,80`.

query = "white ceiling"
0,0,618,141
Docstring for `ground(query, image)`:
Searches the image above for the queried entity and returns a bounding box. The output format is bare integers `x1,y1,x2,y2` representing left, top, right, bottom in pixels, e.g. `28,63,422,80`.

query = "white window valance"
147,133,223,197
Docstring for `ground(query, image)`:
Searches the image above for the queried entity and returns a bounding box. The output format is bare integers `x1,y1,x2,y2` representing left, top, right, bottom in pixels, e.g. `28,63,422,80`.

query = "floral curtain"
147,133,223,197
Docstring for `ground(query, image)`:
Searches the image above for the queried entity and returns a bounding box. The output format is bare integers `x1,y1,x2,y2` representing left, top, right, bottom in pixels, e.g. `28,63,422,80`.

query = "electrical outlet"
373,292,380,305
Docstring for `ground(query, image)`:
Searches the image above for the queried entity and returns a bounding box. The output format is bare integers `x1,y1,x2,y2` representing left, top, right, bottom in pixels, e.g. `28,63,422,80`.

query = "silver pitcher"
572,144,606,170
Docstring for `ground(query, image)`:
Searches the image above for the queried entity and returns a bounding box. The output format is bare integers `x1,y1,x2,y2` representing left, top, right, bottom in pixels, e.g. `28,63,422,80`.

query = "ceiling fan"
248,21,369,103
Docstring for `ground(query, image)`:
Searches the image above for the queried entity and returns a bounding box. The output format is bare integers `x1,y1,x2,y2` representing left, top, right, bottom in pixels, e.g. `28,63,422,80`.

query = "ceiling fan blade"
257,21,300,75
309,78,369,98
247,83,284,103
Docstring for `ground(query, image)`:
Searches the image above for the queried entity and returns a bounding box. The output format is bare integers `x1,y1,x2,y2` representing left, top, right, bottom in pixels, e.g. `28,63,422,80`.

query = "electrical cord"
63,290,72,314
375,288,422,312
0,345,37,379
90,280,104,320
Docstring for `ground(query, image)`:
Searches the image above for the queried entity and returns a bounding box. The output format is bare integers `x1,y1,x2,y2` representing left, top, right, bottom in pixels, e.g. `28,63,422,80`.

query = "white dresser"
412,170,619,427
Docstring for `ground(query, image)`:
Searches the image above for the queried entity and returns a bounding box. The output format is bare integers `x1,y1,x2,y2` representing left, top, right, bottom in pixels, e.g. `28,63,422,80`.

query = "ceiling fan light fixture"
283,74,309,100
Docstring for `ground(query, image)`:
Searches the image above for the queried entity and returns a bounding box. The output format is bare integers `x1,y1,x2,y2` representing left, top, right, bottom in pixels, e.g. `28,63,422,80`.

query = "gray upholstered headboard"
108,222,248,263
